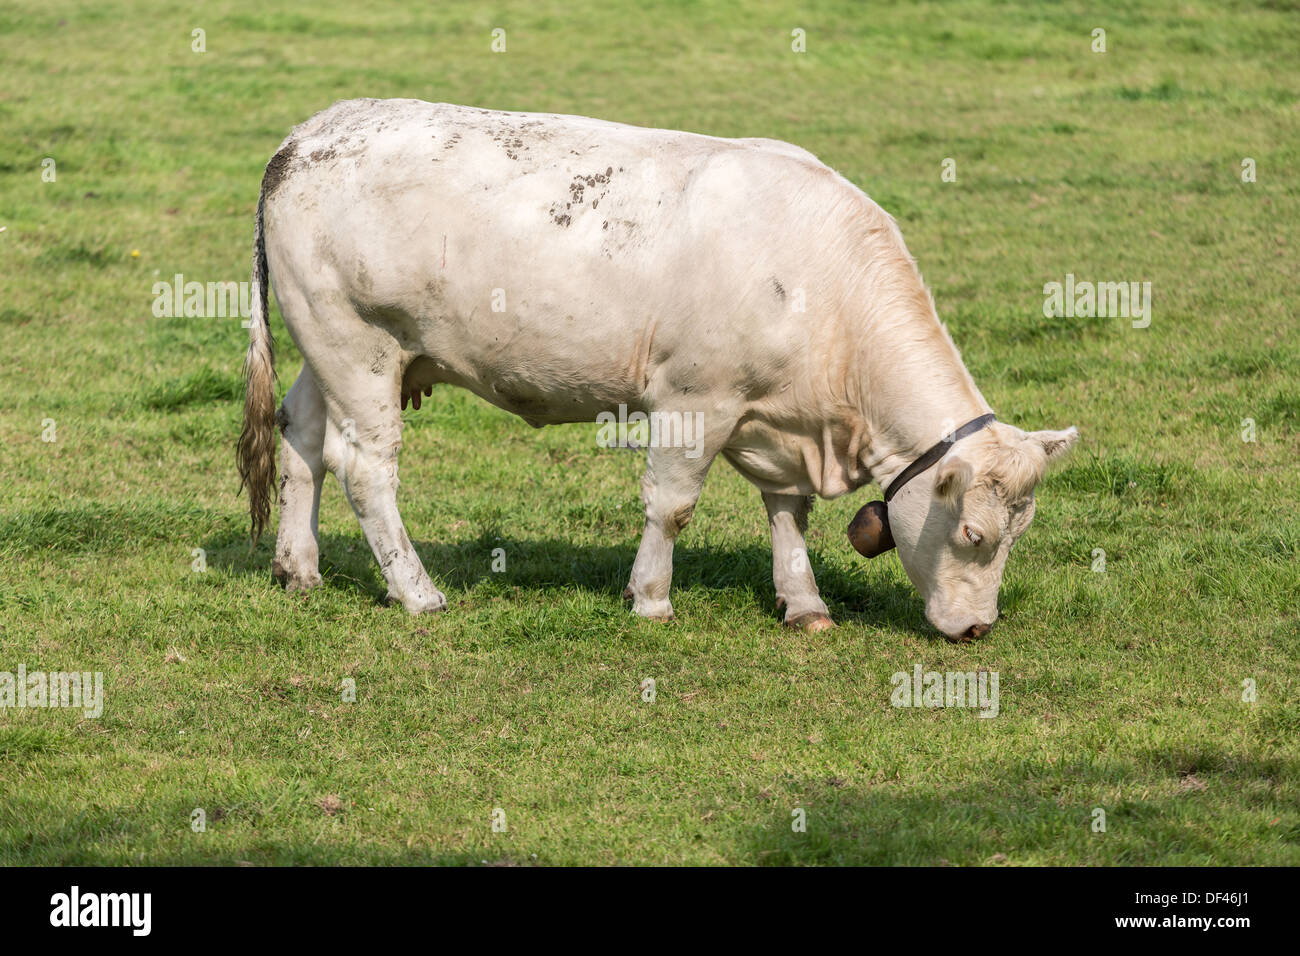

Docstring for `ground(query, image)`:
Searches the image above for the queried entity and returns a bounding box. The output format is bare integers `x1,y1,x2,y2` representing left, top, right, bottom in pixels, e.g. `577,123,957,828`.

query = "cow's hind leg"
762,492,834,632
284,306,447,616
319,377,447,616
273,366,326,592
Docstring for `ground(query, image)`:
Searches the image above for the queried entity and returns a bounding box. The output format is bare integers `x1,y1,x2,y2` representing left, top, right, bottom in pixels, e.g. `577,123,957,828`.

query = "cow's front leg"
763,492,834,632
624,439,718,622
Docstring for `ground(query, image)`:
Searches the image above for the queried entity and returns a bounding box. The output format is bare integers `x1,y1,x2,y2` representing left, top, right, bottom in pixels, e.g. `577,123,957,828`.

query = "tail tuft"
236,186,277,544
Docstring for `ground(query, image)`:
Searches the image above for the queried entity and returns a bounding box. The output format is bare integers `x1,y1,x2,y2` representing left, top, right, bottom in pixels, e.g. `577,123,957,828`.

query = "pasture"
0,0,1297,864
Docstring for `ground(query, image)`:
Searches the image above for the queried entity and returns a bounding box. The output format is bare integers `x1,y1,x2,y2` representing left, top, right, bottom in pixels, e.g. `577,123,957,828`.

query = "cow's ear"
1028,427,1078,465
934,453,973,506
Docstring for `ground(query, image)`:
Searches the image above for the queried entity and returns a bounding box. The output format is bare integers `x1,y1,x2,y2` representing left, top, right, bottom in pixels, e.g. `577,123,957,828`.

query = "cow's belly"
401,345,646,427
390,272,711,426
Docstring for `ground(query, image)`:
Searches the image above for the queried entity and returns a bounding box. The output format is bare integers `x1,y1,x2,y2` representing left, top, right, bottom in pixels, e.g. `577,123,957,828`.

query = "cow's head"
851,423,1077,642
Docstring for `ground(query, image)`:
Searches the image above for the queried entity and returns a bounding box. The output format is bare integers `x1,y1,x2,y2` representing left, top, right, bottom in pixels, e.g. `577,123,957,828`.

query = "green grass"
1,0,1297,865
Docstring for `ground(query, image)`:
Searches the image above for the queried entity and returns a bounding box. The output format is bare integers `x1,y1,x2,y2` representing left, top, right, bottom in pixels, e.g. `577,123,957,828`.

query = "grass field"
1,0,1297,865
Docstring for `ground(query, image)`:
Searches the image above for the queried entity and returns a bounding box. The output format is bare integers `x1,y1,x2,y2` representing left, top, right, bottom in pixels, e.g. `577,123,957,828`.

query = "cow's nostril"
963,623,992,642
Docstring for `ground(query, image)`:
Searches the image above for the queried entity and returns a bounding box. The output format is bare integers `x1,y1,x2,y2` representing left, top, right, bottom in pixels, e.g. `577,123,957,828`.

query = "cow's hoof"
285,573,322,595
787,612,835,633
631,596,675,622
386,589,448,615
274,560,322,594
625,585,674,622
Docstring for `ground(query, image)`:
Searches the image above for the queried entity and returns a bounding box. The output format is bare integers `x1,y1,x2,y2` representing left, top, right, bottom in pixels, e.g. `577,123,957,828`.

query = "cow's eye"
962,525,982,545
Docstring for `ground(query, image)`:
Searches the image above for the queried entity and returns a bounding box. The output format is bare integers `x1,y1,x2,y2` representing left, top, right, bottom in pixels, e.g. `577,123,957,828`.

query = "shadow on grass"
202,527,933,637
738,751,1300,865
8,750,1296,865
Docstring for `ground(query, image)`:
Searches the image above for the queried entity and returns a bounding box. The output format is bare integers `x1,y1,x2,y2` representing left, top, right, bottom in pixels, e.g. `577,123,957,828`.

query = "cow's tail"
236,182,277,544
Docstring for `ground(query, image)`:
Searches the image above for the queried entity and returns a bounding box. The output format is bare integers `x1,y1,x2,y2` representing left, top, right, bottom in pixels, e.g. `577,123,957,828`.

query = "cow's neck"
858,315,991,494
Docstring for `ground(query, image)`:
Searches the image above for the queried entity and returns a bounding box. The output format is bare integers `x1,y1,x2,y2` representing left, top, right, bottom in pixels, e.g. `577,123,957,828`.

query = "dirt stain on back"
262,140,298,197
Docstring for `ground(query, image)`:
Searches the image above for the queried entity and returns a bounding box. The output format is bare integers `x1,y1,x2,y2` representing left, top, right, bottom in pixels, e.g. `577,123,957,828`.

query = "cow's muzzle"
847,500,895,558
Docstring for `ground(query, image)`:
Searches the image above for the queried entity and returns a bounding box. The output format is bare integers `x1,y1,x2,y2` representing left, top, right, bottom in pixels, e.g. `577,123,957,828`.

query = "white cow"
238,99,1076,642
